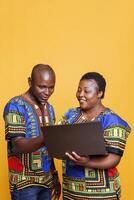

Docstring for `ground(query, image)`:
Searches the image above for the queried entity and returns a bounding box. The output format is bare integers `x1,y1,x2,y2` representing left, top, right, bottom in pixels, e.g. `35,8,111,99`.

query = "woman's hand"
65,151,90,167
66,152,121,169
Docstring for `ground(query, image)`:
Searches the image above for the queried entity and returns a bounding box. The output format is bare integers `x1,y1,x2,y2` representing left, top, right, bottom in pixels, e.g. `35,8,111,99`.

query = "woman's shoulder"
59,107,80,124
63,107,80,118
101,108,131,131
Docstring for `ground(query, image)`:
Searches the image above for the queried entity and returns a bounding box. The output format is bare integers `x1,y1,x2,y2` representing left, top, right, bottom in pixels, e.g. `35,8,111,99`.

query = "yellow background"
0,0,134,199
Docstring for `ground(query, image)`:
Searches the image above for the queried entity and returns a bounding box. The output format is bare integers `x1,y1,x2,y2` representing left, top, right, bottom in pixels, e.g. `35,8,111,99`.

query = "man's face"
29,72,55,104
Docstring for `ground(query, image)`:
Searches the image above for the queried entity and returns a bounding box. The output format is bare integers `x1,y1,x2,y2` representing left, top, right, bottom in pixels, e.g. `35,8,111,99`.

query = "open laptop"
42,121,106,159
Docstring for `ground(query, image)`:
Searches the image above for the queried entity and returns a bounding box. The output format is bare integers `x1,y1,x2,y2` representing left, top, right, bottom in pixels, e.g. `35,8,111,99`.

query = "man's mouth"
39,96,49,103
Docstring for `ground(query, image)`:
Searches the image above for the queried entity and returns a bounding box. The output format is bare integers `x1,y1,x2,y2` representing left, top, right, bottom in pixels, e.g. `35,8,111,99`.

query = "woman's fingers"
72,151,81,160
65,152,77,161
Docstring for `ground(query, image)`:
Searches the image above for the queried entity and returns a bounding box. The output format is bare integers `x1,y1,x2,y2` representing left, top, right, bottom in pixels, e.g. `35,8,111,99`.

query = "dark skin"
65,79,121,169
12,66,61,199
12,68,56,153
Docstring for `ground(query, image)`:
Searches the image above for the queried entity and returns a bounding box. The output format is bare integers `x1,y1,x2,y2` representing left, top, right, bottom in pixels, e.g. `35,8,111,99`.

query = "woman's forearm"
85,153,121,169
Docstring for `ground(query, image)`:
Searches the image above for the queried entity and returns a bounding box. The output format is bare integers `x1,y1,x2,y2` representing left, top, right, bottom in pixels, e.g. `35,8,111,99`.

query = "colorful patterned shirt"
3,95,55,191
59,107,131,200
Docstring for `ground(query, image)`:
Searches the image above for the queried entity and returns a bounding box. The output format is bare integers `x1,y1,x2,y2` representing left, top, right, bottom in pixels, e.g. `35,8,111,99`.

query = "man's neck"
23,90,46,106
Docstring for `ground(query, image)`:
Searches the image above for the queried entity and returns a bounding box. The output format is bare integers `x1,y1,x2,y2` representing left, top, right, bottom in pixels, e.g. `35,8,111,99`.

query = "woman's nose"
79,90,84,97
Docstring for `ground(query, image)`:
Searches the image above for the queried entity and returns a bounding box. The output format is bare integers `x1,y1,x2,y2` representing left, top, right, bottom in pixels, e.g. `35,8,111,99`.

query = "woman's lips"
79,99,86,103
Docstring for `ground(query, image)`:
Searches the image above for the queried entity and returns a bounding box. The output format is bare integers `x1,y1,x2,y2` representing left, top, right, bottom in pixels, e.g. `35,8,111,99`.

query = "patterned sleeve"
58,108,79,125
58,112,69,125
103,114,131,156
48,103,56,124
3,102,26,140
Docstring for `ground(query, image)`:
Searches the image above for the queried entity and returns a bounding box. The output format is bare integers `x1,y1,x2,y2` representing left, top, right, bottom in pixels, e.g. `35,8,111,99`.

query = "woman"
59,72,131,200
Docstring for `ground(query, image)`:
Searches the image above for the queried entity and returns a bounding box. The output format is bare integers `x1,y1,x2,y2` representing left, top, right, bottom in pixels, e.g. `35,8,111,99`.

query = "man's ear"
28,77,32,87
98,91,103,99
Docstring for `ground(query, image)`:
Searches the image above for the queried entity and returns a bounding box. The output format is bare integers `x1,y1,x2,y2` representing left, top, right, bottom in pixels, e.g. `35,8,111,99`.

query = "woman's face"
76,79,103,111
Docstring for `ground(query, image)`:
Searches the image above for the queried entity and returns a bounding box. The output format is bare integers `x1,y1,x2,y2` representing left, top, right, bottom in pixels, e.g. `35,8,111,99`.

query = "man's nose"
43,88,50,95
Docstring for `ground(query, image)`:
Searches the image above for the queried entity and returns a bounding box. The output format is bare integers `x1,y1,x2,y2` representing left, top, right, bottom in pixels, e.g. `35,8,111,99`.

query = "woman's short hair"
80,72,106,99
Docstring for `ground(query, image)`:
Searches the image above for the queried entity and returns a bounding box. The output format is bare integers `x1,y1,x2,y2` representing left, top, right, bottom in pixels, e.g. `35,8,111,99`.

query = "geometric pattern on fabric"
59,107,131,199
3,95,55,191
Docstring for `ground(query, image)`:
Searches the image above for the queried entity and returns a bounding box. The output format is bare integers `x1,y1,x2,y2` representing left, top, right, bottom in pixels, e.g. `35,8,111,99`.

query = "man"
3,64,61,200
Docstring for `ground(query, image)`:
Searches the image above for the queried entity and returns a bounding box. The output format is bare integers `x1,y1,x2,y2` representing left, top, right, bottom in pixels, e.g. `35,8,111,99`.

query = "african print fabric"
3,94,55,191
59,107,131,199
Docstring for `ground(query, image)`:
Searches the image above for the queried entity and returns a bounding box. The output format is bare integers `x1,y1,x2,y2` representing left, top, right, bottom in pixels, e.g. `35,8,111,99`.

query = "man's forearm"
12,135,45,153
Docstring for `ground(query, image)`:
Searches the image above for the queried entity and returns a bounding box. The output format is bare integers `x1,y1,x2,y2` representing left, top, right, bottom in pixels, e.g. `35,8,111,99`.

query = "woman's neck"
81,103,105,121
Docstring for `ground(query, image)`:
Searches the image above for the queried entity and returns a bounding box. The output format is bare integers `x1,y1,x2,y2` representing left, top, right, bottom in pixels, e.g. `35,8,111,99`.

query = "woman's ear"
28,77,32,87
98,91,103,99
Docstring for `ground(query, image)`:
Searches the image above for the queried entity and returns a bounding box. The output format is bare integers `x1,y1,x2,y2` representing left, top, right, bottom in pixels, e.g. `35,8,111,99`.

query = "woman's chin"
80,105,87,110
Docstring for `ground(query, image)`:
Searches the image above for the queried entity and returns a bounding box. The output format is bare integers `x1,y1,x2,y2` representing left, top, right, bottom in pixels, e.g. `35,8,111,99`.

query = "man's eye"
39,86,45,89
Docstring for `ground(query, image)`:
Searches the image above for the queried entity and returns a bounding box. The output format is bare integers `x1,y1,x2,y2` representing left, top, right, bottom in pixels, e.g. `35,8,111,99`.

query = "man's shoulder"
3,95,27,115
7,95,23,104
47,101,53,108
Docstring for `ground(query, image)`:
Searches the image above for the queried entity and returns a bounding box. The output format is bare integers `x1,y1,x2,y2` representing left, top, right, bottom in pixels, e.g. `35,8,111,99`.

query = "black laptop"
42,121,106,159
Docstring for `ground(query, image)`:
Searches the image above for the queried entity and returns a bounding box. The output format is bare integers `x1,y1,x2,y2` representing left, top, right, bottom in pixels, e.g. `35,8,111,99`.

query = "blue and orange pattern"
4,95,55,191
59,107,131,199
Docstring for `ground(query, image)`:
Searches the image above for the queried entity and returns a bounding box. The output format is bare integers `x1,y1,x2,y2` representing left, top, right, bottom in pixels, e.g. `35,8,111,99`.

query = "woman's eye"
77,89,81,93
85,90,90,93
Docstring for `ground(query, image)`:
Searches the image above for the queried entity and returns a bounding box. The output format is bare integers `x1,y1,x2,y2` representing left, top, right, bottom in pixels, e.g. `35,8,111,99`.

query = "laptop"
42,121,107,159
